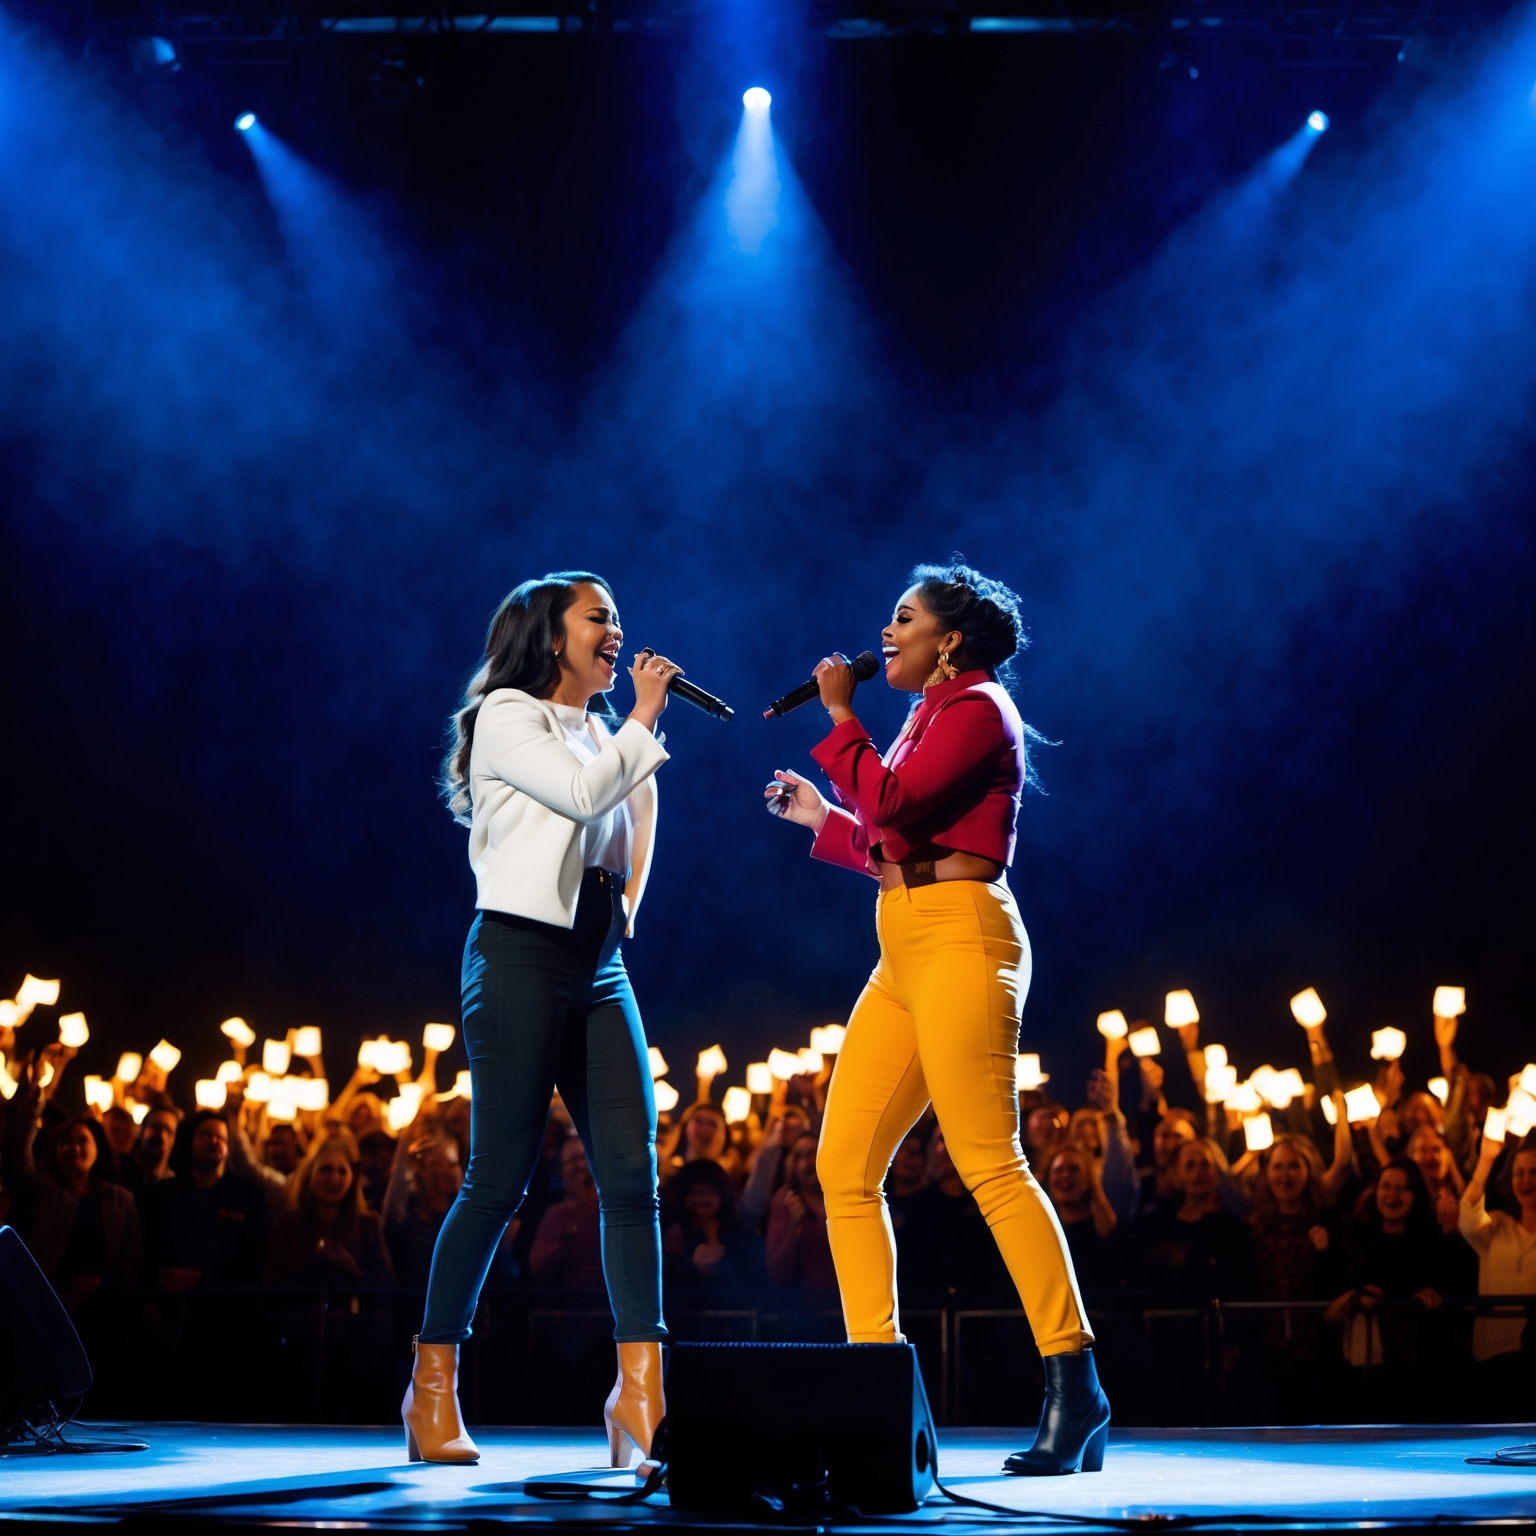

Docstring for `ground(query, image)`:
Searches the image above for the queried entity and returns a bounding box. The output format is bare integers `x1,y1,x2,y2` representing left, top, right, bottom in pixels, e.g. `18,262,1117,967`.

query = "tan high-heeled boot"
603,1341,664,1477
402,1337,480,1464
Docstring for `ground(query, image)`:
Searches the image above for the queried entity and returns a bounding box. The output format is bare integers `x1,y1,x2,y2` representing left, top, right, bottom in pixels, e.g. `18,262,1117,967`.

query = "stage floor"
1,1422,1534,1533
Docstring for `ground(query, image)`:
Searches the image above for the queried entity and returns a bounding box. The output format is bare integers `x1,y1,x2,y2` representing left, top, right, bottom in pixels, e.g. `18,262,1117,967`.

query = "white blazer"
468,688,669,931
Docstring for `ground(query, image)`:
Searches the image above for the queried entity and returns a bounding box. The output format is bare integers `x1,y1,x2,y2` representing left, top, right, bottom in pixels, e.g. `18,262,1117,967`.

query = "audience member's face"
1265,1143,1309,1208
348,1095,384,1137
419,1143,462,1205
1070,1115,1103,1159
139,1111,178,1169
1155,1118,1196,1170
684,1181,722,1225
192,1118,230,1177
791,1137,820,1190
686,1111,726,1160
264,1126,301,1174
1177,1143,1218,1201
310,1147,354,1207
360,1137,396,1182
1375,1166,1415,1228
1511,1151,1536,1210
102,1107,139,1156
54,1123,98,1180
1407,1128,1447,1189
780,1108,809,1142
892,1135,927,1185
1047,1153,1087,1205
559,1138,594,1200
927,1131,956,1183
1399,1092,1443,1138
1026,1107,1065,1151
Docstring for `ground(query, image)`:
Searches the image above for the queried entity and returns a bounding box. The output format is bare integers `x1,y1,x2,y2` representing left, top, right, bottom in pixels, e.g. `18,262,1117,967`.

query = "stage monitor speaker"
0,1225,92,1439
665,1341,936,1515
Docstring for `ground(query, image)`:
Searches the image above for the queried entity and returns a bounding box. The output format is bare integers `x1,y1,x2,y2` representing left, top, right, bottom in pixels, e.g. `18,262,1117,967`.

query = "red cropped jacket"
808,670,1027,880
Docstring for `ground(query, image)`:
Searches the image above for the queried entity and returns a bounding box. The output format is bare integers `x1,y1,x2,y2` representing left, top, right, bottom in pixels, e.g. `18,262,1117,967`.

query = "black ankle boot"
1002,1348,1110,1476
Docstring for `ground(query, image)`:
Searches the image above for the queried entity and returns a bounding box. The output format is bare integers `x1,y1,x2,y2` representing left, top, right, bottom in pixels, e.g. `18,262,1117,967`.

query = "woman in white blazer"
402,570,680,1471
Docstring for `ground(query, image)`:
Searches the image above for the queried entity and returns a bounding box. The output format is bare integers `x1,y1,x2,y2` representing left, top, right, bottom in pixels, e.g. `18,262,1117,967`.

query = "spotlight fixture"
1307,111,1330,133
742,86,772,111
234,112,257,132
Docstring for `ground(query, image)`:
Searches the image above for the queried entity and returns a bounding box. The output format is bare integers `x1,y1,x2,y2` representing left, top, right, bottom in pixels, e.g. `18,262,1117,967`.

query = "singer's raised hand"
629,650,682,730
764,768,829,832
813,654,858,723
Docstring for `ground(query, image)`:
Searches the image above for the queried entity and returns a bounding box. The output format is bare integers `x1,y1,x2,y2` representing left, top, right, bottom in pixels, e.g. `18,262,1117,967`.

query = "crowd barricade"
72,1287,1533,1428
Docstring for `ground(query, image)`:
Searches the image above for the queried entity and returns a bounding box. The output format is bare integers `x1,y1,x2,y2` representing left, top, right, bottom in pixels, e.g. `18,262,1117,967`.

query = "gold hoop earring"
924,651,956,689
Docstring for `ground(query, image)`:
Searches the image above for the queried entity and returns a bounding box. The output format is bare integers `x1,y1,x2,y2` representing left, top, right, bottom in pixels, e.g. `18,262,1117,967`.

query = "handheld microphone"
637,651,734,721
763,651,881,720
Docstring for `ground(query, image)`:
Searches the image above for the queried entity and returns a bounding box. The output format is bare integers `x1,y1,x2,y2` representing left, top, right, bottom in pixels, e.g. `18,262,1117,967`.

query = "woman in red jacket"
765,561,1109,1477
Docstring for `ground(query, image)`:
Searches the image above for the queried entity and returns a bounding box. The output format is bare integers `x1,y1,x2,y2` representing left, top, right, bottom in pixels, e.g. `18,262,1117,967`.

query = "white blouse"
548,702,632,875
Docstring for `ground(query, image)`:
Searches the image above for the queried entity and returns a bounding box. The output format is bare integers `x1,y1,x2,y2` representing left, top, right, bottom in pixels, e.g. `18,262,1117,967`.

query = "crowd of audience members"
2,1005,1533,1423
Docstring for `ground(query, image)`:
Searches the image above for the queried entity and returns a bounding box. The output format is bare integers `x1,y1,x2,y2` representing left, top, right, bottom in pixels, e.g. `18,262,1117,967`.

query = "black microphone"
763,651,881,720
638,651,734,721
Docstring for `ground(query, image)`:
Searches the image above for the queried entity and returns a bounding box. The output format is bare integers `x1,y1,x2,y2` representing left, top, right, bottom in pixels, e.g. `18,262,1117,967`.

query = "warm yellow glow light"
115,1052,143,1083
296,1078,329,1112
1344,1084,1382,1123
0,1064,16,1101
266,1098,297,1124
245,1071,273,1103
0,1000,18,1028
1096,1010,1129,1040
797,1048,824,1076
216,1060,244,1084
17,975,61,1010
1320,1094,1338,1126
195,1079,227,1110
1370,1027,1407,1062
746,1063,773,1094
58,1012,89,1048
454,1069,471,1099
1506,1090,1536,1139
1484,1106,1507,1143
1014,1053,1048,1091
1427,1076,1450,1105
1519,1064,1536,1098
721,1086,752,1124
1432,986,1466,1019
1244,1115,1275,1152
653,1079,680,1113
767,1049,801,1080
810,1024,846,1055
262,1039,291,1075
372,1040,412,1077
1225,1082,1262,1114
422,1023,455,1054
294,1026,323,1059
1128,1026,1161,1058
696,1045,728,1080
1164,990,1199,1028
1204,1064,1237,1103
221,1017,256,1047
387,1084,424,1133
1204,1044,1228,1069
1289,987,1326,1028
149,1039,182,1073
83,1075,113,1112
128,1100,149,1125
648,1047,669,1080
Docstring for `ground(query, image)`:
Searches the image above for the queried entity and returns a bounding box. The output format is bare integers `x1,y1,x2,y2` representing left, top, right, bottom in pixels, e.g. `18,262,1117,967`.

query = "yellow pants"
818,879,1093,1356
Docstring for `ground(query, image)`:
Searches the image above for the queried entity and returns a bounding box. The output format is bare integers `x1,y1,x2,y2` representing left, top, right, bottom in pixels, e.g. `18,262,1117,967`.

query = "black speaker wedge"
0,1225,93,1439
665,1340,937,1515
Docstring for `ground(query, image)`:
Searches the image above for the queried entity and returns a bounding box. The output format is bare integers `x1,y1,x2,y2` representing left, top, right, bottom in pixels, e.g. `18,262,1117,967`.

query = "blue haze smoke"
0,6,1532,1099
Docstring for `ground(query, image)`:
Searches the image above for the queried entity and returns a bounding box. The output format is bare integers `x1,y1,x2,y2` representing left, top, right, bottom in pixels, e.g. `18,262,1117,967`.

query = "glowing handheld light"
797,1048,824,1076
1096,1010,1128,1040
83,1075,114,1112
454,1069,472,1099
746,1063,773,1094
294,1026,323,1058
697,1045,728,1080
1484,1106,1507,1144
1370,1027,1407,1061
1433,986,1466,1018
216,1060,244,1084
1204,1064,1237,1103
115,1052,143,1083
1128,1026,1161,1058
722,1086,752,1124
195,1080,227,1111
262,1039,291,1076
149,1040,181,1073
767,1049,801,1080
1204,1044,1228,1069
653,1079,680,1113
58,1013,89,1048
17,975,61,1011
1290,987,1326,1028
648,1047,669,1080
810,1024,846,1055
1427,1076,1450,1105
422,1022,455,1054
245,1071,273,1102
221,1017,256,1048
1225,1082,1262,1114
1015,1053,1048,1091
1344,1084,1382,1123
1244,1115,1275,1152
1164,991,1199,1028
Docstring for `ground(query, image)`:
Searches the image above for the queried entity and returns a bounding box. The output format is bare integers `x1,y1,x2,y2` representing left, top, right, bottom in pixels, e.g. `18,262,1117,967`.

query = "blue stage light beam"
1308,110,1330,133
234,112,257,132
725,86,780,256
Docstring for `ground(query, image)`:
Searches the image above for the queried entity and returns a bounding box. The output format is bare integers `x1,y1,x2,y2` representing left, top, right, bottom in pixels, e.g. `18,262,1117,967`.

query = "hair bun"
909,559,1024,676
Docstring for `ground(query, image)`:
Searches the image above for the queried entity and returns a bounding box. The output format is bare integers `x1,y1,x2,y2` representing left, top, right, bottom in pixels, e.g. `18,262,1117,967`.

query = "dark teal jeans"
419,868,665,1344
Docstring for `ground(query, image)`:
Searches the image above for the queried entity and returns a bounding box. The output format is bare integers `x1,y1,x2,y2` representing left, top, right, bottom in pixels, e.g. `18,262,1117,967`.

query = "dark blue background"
1,5,1531,1107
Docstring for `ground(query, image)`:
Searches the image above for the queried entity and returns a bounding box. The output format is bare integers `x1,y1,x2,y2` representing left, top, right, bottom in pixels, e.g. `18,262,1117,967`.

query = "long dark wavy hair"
906,557,1052,787
442,571,621,825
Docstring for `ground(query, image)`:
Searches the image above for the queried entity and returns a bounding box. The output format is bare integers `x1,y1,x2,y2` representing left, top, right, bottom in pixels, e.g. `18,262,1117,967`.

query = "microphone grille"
850,651,880,682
